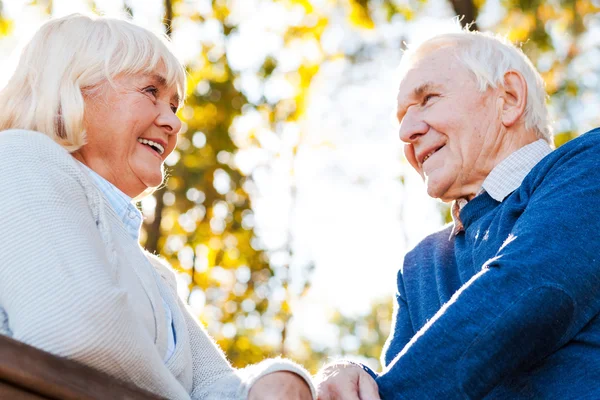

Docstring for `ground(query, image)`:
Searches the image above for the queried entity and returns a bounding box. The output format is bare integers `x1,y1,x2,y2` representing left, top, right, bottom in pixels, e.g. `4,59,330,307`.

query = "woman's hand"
248,371,313,400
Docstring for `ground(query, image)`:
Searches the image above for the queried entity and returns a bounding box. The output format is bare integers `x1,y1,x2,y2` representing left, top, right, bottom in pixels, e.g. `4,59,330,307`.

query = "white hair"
399,30,552,143
0,13,186,152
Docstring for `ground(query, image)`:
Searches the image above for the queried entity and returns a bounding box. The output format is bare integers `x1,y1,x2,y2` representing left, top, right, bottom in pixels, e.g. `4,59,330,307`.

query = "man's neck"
465,127,541,201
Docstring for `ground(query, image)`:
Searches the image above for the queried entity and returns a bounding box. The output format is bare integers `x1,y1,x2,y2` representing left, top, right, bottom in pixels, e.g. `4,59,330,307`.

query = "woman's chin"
142,175,163,190
132,164,164,190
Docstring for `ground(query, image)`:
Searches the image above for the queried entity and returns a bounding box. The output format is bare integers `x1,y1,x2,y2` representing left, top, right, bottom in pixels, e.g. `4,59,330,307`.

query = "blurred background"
1,0,599,373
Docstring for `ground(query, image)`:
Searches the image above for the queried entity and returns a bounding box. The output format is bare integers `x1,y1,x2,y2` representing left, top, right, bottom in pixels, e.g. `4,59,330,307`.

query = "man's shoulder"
403,224,455,269
523,128,600,188
545,128,600,165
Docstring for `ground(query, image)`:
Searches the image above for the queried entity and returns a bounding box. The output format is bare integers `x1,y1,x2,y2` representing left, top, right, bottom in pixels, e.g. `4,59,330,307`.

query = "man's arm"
375,138,600,399
381,269,415,368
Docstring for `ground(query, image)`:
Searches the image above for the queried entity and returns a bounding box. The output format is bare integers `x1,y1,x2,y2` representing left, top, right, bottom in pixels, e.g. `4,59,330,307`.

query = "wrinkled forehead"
396,46,466,103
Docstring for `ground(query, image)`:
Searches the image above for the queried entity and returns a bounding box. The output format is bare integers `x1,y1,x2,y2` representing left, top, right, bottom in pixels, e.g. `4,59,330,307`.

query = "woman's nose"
156,104,182,135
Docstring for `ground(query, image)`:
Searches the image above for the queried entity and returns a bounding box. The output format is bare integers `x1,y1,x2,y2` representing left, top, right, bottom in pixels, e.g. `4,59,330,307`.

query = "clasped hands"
316,362,381,400
247,361,380,400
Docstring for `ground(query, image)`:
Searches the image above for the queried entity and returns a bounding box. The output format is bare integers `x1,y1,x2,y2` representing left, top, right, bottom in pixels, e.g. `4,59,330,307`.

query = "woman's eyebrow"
149,73,180,105
149,73,168,87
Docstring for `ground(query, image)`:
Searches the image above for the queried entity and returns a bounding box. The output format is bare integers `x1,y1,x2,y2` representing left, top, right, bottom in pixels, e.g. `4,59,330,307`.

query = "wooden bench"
0,335,166,399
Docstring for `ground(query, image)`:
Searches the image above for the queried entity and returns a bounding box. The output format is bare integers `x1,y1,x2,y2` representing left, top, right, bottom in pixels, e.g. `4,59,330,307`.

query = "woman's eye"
144,86,159,97
170,105,178,113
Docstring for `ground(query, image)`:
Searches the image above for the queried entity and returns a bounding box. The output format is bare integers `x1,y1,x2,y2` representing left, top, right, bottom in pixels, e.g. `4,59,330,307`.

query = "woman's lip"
139,137,167,149
138,142,163,160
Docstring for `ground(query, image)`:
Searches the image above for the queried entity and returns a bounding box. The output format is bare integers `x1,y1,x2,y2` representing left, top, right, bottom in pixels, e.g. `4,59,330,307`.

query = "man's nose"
399,108,428,144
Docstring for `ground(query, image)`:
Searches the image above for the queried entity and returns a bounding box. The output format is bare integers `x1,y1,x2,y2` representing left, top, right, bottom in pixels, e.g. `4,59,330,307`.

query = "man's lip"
417,144,445,165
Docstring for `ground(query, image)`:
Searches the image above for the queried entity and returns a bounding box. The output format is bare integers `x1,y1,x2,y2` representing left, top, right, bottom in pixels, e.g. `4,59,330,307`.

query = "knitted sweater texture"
0,130,315,400
375,129,600,399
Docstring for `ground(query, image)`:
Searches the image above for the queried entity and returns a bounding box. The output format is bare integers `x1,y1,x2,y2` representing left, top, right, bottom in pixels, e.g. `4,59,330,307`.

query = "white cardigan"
0,130,315,400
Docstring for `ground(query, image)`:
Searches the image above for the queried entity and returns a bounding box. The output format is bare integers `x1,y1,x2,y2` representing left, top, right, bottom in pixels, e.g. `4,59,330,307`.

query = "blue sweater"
372,129,600,399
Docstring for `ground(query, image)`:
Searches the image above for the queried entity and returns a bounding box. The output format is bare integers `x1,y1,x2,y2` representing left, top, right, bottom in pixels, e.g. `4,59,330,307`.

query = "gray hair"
399,30,552,143
0,13,186,152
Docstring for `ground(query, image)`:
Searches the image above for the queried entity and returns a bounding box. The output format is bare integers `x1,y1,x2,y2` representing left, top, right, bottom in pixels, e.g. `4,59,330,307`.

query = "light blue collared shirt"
81,164,176,362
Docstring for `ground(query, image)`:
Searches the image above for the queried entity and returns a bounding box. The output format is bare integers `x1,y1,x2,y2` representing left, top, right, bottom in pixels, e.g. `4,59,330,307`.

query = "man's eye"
422,94,436,105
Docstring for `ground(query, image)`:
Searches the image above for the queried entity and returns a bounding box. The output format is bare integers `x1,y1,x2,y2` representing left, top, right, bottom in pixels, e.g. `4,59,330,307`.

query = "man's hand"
248,371,313,400
316,362,381,400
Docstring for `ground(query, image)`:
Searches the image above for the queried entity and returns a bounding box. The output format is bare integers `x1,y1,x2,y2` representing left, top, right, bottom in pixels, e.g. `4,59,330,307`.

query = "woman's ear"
500,70,527,128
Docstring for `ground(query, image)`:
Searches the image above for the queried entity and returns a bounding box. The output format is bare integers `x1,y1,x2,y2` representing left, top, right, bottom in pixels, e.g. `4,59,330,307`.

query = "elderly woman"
0,14,314,400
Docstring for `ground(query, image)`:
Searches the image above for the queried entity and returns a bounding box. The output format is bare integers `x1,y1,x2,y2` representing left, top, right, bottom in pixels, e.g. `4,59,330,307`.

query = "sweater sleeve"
149,255,317,400
375,138,600,399
0,131,190,399
381,268,414,368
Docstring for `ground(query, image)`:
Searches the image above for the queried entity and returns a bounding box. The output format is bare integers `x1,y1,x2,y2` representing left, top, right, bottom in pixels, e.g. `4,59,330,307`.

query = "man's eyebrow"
396,82,440,121
150,73,181,105
412,82,439,98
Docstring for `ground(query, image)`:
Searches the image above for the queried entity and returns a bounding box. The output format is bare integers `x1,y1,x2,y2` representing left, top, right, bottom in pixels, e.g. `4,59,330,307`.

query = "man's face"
397,47,503,202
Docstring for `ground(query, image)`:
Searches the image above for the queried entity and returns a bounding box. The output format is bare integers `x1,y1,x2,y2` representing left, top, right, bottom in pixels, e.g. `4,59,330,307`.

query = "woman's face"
75,69,182,198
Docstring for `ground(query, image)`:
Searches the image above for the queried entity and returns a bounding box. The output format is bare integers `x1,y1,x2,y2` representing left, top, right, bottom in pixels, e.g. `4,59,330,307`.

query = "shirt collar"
79,163,143,241
481,139,553,202
451,139,553,235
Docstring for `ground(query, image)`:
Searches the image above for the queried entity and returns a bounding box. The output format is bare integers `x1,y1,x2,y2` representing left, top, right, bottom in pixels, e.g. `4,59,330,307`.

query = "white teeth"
137,138,165,155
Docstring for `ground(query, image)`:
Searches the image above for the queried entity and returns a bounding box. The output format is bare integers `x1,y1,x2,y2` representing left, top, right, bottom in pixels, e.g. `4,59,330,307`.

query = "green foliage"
138,0,327,366
295,297,394,373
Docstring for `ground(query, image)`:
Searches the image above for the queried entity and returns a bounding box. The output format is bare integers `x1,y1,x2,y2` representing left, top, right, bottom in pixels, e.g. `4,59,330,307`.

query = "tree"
140,0,327,366
3,0,597,372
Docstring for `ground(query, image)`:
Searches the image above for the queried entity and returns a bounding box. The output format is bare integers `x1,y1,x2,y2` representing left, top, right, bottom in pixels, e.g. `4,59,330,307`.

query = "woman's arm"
149,254,315,400
0,130,190,399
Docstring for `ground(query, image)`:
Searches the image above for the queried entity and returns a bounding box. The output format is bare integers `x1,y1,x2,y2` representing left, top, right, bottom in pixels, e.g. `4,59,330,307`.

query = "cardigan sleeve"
179,297,316,400
374,135,600,399
0,131,191,399
149,256,316,400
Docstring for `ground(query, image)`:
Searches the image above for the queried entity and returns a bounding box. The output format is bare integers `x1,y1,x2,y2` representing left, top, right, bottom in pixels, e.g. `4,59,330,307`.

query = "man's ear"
500,70,527,128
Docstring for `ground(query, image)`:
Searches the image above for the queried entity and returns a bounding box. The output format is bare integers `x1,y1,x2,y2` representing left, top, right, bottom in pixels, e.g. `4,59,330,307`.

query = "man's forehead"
396,72,444,111
397,50,460,99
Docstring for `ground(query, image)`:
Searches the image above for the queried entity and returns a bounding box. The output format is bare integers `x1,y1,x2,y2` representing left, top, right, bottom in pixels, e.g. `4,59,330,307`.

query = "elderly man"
317,30,600,399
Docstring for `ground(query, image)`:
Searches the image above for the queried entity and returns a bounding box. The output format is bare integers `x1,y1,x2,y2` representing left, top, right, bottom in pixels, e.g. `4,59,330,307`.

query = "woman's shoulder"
1,127,68,148
0,129,99,205
0,129,85,175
